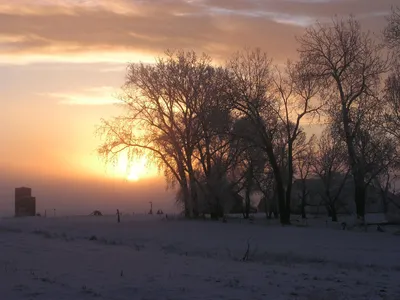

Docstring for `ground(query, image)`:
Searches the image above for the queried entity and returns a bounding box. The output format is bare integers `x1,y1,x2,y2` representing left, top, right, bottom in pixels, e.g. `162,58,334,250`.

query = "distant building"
15,187,36,217
290,177,400,222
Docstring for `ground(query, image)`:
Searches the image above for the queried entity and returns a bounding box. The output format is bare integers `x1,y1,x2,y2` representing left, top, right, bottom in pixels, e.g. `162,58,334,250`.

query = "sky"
0,0,397,216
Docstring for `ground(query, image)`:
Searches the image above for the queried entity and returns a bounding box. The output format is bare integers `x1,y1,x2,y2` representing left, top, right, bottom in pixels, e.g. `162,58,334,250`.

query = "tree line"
97,10,400,225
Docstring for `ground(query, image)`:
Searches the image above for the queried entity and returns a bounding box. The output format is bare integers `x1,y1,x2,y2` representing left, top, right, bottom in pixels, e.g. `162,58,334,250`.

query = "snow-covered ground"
0,214,399,300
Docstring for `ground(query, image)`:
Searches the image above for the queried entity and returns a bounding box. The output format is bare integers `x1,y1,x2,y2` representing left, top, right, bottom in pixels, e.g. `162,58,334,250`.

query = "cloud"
99,64,127,73
0,0,397,65
0,50,156,65
40,86,120,105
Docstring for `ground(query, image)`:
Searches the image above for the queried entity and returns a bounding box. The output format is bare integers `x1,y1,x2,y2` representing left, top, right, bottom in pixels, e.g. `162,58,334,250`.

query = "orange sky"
0,0,397,216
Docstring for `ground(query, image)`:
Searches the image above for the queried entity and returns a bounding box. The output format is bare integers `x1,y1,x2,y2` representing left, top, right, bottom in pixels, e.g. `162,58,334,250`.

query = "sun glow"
126,158,146,181
113,153,158,181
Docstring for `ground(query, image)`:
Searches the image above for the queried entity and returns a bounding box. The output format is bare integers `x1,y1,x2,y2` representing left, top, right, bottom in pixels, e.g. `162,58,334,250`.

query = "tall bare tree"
226,49,291,223
227,49,323,224
297,17,388,221
272,61,324,216
384,6,400,146
97,50,230,218
383,7,400,182
191,71,239,218
231,117,267,218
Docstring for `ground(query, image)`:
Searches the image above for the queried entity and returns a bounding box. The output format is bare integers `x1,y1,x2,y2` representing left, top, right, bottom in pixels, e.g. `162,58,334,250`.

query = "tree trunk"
273,206,279,219
354,182,366,221
379,182,389,214
244,187,250,219
263,139,289,225
327,206,332,217
285,144,294,221
189,179,199,218
277,183,290,224
382,193,388,214
263,197,270,219
301,198,306,219
210,198,223,220
181,183,192,218
177,161,193,218
272,192,279,219
331,205,338,222
301,184,307,219
274,174,289,224
340,101,367,223
187,162,199,218
215,196,224,219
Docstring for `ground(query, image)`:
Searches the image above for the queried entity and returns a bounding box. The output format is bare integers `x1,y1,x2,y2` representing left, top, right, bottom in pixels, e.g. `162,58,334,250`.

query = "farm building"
15,187,36,217
290,177,400,223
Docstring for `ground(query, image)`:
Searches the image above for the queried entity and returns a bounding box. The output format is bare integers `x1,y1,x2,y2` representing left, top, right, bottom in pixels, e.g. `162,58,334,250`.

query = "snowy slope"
1,215,399,300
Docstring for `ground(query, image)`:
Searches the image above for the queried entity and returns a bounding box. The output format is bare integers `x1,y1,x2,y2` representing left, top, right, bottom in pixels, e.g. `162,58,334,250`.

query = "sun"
127,168,141,182
124,157,147,181
117,154,153,181
107,151,158,181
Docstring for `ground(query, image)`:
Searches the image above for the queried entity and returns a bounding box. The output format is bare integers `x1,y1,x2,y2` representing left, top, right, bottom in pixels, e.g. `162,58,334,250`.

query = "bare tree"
295,135,315,219
272,61,324,220
384,7,400,149
192,77,240,218
97,50,229,218
384,64,400,144
384,7,400,51
231,117,267,218
227,49,323,224
226,49,289,222
297,17,388,221
383,8,400,178
194,163,238,219
311,129,350,222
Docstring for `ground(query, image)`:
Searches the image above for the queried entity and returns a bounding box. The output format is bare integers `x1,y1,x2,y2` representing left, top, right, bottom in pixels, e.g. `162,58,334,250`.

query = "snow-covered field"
1,215,399,300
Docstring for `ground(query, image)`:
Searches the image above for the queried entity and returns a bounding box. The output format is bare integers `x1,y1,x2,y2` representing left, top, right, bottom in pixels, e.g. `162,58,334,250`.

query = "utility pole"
116,209,121,223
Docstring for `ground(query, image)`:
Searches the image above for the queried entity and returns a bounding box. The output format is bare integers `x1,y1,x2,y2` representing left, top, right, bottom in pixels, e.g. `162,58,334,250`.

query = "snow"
1,215,399,300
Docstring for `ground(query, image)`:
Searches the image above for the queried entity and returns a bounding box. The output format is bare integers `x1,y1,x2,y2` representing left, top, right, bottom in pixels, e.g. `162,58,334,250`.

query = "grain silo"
15,187,36,217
